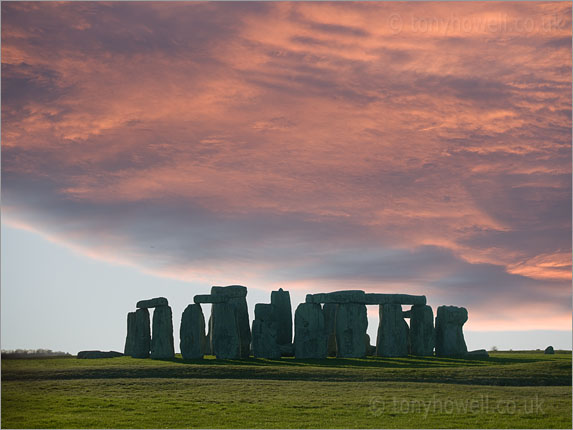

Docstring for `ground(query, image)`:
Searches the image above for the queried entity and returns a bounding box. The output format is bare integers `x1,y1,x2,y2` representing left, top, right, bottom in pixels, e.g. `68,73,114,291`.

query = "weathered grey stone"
409,305,434,356
211,302,241,359
466,349,489,358
252,304,281,359
364,294,426,306
306,290,366,304
294,303,327,359
211,286,251,358
150,305,175,359
305,291,426,305
211,285,247,298
180,304,206,360
77,350,123,359
544,346,555,354
193,294,228,304
279,343,294,357
435,306,468,357
335,303,368,358
124,312,136,356
376,304,409,357
271,288,292,345
132,308,151,358
323,303,338,357
137,297,168,308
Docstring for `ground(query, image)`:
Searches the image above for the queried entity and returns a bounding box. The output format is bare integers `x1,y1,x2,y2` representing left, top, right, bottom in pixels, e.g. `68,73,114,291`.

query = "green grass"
2,352,571,428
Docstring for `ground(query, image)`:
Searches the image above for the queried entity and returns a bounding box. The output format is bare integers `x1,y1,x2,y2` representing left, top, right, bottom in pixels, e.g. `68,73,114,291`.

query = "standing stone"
180,304,206,360
211,286,251,358
435,306,468,357
124,312,136,356
271,288,292,345
376,304,409,357
252,304,281,359
150,305,175,359
294,303,327,359
335,303,368,358
211,302,241,359
323,303,338,357
544,346,555,354
409,305,435,356
132,308,151,358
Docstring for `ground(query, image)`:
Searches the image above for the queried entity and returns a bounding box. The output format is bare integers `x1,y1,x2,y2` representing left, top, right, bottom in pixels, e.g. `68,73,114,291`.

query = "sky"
1,1,572,353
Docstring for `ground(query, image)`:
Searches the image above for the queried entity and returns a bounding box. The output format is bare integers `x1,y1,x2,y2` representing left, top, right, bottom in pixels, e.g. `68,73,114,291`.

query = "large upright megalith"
150,305,175,359
132,308,151,358
124,312,136,356
211,302,241,359
435,305,467,357
323,303,338,357
180,304,206,360
409,304,434,356
335,303,368,358
271,288,292,346
211,285,251,358
252,303,281,359
376,304,409,357
294,303,327,359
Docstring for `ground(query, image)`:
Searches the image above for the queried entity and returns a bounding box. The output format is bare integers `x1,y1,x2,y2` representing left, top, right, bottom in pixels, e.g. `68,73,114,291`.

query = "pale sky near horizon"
2,224,571,353
1,2,571,353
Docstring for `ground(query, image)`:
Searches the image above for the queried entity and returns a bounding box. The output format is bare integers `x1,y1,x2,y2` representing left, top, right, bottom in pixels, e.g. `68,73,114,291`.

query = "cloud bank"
2,1,571,330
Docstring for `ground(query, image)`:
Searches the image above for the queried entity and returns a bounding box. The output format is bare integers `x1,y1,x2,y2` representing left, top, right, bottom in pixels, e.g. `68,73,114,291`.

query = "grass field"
2,351,571,428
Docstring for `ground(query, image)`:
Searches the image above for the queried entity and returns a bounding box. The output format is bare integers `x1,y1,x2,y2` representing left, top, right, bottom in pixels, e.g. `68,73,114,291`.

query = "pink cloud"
2,1,571,330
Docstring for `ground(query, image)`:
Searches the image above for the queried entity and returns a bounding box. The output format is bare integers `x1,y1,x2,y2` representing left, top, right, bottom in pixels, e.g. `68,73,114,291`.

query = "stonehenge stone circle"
271,288,293,346
409,304,435,356
323,303,338,357
180,304,206,359
435,305,468,357
376,304,409,357
124,311,136,356
335,303,368,358
252,303,281,359
125,288,478,360
137,297,168,308
150,305,175,359
210,302,241,359
294,303,327,359
132,308,151,358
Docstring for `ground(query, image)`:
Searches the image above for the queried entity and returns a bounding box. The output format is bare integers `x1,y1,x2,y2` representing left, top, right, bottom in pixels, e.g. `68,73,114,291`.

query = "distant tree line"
1,349,72,359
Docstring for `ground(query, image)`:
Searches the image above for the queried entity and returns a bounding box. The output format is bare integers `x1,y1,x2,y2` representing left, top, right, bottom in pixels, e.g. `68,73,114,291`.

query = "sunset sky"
2,1,571,353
